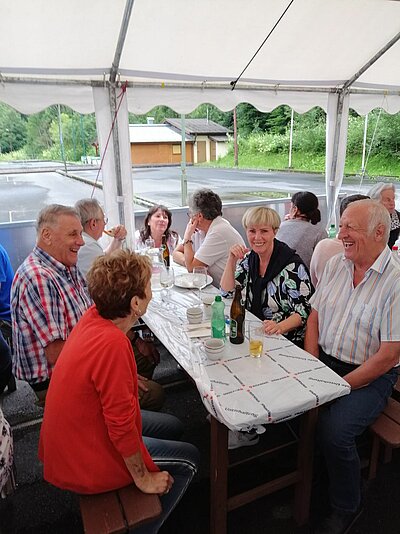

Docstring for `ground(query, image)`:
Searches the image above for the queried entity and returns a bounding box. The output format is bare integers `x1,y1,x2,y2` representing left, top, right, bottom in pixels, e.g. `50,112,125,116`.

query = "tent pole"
110,0,135,83
108,85,125,226
361,113,369,176
288,108,294,168
180,114,188,206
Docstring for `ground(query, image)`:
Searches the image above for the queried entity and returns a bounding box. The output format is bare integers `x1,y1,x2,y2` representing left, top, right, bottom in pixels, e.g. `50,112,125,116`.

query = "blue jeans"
134,411,200,534
317,352,397,513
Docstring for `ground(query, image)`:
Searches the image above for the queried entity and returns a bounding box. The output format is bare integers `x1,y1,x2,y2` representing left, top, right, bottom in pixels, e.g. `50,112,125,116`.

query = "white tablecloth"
144,274,351,432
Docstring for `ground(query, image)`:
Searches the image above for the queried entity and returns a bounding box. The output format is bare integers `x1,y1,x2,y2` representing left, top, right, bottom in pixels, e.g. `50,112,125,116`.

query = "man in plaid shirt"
11,205,92,404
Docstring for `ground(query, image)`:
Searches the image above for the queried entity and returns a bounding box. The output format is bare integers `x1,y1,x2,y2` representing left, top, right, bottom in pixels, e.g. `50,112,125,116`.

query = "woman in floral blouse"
221,206,313,347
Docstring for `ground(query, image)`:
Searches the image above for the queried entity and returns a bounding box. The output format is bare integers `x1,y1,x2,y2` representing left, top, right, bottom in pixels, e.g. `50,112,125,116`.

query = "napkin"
183,322,211,338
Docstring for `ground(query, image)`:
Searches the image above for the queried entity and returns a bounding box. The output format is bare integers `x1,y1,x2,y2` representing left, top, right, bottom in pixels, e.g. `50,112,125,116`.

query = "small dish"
204,338,225,360
201,293,215,306
186,307,203,324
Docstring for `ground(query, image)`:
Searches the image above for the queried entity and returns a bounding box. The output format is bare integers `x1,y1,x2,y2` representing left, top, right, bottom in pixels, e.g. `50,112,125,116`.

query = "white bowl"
204,338,225,360
186,307,203,324
201,293,215,306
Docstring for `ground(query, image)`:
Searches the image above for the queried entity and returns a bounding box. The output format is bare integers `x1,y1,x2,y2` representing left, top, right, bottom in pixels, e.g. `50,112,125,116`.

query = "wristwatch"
184,239,193,245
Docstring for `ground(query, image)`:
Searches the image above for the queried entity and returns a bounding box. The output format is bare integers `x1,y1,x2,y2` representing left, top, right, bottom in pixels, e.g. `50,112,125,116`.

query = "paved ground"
0,164,378,224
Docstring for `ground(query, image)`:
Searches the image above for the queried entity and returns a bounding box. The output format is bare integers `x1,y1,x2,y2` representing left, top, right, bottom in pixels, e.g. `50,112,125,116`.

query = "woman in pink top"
39,251,198,533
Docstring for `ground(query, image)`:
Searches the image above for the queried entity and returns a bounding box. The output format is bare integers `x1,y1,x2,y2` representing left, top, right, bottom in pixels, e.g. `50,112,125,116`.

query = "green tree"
0,103,27,154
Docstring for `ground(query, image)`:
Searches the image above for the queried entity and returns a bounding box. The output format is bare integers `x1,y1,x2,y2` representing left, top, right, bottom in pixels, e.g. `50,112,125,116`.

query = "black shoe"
314,507,363,534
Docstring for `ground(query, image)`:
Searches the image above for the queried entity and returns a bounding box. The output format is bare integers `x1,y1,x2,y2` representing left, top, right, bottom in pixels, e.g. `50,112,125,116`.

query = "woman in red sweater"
39,250,198,533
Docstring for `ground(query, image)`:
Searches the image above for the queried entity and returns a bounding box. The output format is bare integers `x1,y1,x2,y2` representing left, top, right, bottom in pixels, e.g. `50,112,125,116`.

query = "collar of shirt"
342,245,391,280
33,245,80,280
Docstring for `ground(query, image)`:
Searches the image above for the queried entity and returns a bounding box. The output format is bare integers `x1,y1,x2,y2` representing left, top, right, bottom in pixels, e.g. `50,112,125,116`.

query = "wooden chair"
368,377,400,480
79,484,162,534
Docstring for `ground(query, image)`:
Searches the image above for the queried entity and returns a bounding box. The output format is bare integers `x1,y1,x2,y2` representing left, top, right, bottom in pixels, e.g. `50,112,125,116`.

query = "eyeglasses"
103,216,108,225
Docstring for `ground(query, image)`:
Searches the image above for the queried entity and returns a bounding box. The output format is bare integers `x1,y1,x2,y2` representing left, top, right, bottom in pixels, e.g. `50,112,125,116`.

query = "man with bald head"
305,199,400,534
11,204,91,404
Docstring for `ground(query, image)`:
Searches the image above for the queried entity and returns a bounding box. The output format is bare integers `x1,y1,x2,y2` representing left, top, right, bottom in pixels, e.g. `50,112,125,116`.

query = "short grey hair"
189,188,222,220
367,182,395,200
74,198,104,227
36,204,80,234
349,199,390,242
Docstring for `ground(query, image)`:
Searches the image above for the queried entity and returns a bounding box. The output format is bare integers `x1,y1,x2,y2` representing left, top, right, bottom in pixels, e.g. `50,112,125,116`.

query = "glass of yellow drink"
248,322,264,358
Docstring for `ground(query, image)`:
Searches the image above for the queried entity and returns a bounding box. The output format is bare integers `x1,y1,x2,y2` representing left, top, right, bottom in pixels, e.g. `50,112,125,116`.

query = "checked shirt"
11,246,92,385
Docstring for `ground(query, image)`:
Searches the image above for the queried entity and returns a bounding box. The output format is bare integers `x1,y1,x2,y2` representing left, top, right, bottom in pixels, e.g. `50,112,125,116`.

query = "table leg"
293,408,318,525
210,416,228,534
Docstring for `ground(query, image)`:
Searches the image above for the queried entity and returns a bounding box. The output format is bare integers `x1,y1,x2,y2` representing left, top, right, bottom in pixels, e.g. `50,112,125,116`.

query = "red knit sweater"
39,306,158,494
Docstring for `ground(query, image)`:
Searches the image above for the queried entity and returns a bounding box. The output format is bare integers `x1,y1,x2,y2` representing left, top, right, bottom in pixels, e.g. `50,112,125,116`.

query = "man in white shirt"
173,189,245,287
75,198,126,278
305,199,400,534
75,199,163,411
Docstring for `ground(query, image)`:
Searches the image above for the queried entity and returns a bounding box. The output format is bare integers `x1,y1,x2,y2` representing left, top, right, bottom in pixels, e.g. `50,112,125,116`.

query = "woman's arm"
123,452,173,495
220,244,249,292
264,313,302,335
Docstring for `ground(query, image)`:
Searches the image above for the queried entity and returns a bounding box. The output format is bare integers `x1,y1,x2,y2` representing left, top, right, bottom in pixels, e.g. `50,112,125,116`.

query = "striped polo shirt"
310,246,400,365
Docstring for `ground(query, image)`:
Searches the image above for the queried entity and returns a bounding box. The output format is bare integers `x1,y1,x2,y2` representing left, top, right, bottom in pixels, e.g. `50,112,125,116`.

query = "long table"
144,272,350,532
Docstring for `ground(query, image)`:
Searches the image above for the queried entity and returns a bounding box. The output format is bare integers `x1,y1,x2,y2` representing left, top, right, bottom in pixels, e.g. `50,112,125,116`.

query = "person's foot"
314,506,363,534
228,430,259,450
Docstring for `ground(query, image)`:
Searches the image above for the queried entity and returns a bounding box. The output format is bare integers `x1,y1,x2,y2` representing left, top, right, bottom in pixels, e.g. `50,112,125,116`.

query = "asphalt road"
0,165,376,223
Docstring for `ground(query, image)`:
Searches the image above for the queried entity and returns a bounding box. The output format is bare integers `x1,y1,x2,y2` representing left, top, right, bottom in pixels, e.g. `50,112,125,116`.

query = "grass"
209,152,400,179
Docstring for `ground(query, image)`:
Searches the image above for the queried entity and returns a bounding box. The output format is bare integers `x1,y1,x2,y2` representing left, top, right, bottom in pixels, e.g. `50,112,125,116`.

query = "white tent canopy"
1,0,400,235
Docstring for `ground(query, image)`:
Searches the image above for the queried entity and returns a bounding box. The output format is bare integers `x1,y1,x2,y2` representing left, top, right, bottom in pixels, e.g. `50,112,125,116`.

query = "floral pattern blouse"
235,250,313,346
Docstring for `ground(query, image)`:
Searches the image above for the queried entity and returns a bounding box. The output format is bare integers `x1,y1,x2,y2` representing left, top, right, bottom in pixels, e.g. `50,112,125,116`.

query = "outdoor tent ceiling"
1,0,400,115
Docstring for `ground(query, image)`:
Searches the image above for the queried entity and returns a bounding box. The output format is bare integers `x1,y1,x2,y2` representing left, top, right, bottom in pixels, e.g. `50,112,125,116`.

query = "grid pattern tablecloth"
144,284,350,431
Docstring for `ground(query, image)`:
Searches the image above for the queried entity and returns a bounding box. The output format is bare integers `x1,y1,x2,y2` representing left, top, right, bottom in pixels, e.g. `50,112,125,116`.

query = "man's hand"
111,225,127,241
137,374,149,393
183,215,199,242
135,337,160,365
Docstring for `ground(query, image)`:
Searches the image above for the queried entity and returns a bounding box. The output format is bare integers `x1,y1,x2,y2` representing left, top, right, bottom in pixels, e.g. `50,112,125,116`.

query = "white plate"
174,273,213,289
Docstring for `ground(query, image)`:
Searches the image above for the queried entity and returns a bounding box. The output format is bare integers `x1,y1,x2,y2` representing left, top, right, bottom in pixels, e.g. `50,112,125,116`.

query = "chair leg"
369,434,380,480
383,444,393,464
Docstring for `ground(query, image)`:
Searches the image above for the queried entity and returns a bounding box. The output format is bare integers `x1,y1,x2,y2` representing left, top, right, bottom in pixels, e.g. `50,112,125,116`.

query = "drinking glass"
160,266,175,299
145,237,155,251
192,266,208,305
248,322,264,358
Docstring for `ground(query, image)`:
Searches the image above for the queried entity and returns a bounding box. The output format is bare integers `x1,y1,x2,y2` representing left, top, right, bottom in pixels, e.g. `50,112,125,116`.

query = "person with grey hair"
367,182,400,248
11,204,92,404
75,198,127,278
173,188,244,286
305,199,400,534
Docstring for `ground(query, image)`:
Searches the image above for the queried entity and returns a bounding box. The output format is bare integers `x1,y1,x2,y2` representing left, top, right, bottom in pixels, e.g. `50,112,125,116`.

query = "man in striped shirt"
11,205,92,405
305,199,400,534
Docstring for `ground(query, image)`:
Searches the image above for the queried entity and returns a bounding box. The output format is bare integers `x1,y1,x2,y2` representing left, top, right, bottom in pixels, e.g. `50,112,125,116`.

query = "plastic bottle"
211,295,226,339
229,284,245,344
328,224,337,239
392,245,400,263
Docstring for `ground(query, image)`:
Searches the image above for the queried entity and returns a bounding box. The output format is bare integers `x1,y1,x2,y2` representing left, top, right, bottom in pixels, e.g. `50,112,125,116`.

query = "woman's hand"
263,320,283,335
229,244,249,261
137,470,174,496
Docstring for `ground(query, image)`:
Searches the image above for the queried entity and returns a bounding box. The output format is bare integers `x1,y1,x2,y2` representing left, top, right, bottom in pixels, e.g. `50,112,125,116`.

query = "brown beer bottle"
162,236,170,266
229,283,245,344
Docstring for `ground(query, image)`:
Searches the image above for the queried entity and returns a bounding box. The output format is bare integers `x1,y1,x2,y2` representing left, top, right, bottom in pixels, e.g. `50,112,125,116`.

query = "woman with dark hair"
39,251,198,533
136,205,180,254
276,191,327,269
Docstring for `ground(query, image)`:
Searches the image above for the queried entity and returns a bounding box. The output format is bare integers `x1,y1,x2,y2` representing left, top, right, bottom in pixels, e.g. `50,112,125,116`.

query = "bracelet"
184,239,193,245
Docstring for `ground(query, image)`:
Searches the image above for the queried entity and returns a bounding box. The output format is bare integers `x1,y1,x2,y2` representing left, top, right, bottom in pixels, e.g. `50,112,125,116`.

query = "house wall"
130,142,194,165
216,141,228,159
193,135,227,163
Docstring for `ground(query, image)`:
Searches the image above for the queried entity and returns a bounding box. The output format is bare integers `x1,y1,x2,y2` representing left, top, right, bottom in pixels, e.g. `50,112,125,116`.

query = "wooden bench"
79,484,162,533
368,377,400,480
